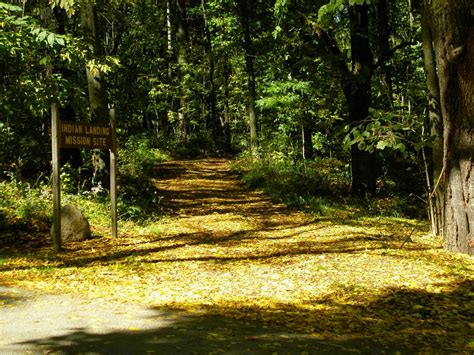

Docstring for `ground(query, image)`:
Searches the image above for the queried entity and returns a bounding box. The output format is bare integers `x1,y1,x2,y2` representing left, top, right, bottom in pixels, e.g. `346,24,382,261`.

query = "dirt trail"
154,159,315,250
155,159,290,218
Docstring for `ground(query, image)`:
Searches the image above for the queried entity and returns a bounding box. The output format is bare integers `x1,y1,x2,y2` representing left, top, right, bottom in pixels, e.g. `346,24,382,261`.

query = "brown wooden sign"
51,107,119,252
60,121,112,150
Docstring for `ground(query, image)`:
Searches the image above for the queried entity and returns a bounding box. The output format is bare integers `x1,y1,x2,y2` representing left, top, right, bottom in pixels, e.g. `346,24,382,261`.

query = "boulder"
51,205,91,243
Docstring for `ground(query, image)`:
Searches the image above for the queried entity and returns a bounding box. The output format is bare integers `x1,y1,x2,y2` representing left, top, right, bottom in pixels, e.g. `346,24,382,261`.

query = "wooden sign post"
50,107,118,250
51,103,62,251
109,108,118,238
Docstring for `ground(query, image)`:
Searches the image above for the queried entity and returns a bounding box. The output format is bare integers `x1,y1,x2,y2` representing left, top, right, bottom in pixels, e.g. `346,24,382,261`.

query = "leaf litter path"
1,158,473,353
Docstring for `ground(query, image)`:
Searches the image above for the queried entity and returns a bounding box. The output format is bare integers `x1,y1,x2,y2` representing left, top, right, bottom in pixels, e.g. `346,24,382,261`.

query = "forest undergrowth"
0,158,473,353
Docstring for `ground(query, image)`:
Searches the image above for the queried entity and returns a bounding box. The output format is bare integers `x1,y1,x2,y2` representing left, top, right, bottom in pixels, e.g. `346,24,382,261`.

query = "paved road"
0,286,369,354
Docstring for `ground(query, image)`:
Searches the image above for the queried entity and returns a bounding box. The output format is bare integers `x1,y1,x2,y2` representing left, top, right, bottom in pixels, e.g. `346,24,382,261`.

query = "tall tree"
201,0,220,146
176,0,189,141
81,0,109,122
304,3,377,194
421,3,443,236
236,0,258,152
422,0,473,254
344,4,376,195
376,0,393,109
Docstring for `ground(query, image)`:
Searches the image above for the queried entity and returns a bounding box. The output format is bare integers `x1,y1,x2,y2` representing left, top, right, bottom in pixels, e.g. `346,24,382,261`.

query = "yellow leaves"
1,159,473,352
206,332,226,341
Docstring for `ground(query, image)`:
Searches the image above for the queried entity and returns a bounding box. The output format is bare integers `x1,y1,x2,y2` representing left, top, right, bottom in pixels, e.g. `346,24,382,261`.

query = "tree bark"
302,113,315,161
81,0,109,122
81,0,110,191
222,57,232,151
421,5,444,236
423,0,473,254
344,4,376,195
161,0,173,136
201,0,220,148
376,0,393,109
176,0,188,141
237,0,258,152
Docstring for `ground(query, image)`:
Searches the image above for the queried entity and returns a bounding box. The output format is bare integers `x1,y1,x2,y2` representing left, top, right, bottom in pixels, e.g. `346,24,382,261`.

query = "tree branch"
373,41,418,69
296,11,350,78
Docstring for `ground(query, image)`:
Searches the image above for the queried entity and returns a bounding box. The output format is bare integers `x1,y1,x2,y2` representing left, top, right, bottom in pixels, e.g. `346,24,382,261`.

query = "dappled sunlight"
0,159,472,352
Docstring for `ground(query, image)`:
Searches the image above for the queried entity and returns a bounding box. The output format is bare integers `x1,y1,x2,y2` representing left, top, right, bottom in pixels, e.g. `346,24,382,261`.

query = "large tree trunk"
423,0,473,254
344,4,376,195
237,0,258,152
81,1,110,191
81,1,109,122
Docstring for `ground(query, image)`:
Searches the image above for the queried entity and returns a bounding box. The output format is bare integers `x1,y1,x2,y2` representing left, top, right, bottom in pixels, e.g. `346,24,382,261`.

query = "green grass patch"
232,153,426,219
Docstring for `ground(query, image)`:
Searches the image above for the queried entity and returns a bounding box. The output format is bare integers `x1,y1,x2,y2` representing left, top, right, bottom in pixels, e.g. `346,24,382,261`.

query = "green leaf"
0,3,22,12
376,140,389,150
394,143,406,152
37,31,48,42
55,37,65,46
47,33,55,47
39,56,51,66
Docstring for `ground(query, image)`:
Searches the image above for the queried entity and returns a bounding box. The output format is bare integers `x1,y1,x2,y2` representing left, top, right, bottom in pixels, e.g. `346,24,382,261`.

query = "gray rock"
51,205,91,243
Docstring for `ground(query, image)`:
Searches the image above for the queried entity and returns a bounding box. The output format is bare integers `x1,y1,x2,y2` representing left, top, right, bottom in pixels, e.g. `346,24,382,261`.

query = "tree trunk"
222,57,232,151
201,0,219,147
302,113,315,161
423,0,473,254
176,0,188,141
237,0,258,152
160,0,173,136
421,6,444,236
376,0,393,109
81,0,110,191
344,4,376,195
81,1,109,122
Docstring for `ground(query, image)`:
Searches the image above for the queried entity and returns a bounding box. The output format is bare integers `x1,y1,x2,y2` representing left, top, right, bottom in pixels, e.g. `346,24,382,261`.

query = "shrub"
117,134,169,221
0,178,51,230
232,152,350,213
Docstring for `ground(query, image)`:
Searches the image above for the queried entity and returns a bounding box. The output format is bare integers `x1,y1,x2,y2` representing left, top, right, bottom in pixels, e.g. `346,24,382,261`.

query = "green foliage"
51,0,77,16
343,108,428,154
233,151,425,218
318,0,373,25
233,152,350,214
0,2,67,55
117,135,169,220
1,0,435,237
119,135,169,177
0,176,51,229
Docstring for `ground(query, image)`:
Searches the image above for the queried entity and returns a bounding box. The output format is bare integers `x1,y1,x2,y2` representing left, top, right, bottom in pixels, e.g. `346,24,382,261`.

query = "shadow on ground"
12,307,414,354
4,280,471,354
1,159,472,353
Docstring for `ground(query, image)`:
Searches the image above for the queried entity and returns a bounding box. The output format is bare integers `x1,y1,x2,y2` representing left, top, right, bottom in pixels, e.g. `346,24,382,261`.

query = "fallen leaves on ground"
0,159,473,352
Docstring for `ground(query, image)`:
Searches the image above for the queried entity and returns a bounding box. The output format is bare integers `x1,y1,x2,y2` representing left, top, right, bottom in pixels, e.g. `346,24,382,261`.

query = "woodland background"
0,0,473,254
